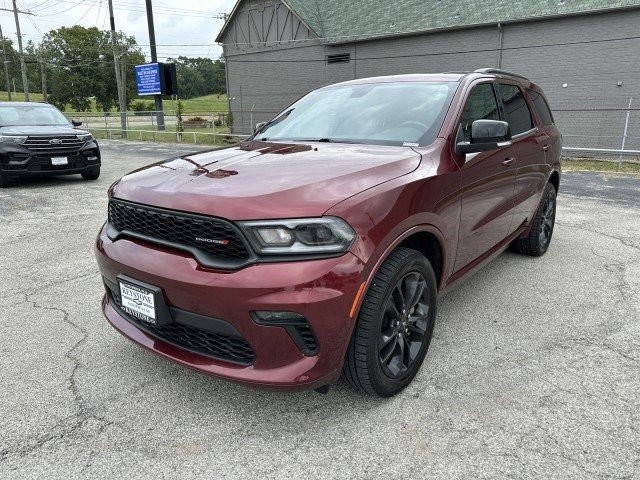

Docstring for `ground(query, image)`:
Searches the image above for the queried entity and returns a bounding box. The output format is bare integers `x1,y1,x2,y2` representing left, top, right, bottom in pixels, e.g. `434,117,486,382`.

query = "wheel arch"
350,224,447,321
396,231,443,290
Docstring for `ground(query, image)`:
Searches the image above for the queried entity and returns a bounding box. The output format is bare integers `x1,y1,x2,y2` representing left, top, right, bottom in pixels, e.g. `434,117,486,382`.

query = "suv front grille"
108,199,251,264
24,135,85,153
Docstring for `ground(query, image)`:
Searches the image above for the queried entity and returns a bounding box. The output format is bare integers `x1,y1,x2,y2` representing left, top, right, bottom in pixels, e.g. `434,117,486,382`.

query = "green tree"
0,38,21,94
24,40,42,94
166,56,226,99
40,26,144,111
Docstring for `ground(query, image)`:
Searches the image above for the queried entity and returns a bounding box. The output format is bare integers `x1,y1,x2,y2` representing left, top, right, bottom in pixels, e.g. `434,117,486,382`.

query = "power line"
72,0,97,24
25,0,217,18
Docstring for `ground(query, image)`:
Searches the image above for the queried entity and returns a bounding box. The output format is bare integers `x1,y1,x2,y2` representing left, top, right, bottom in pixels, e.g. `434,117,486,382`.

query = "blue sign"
135,63,162,96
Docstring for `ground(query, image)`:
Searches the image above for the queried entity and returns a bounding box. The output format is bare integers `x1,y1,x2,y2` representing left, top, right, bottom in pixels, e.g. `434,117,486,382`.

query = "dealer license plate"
119,281,157,324
51,156,68,166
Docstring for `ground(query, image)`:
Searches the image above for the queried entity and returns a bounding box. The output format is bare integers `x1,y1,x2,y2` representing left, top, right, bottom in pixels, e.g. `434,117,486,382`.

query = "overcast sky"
0,0,237,60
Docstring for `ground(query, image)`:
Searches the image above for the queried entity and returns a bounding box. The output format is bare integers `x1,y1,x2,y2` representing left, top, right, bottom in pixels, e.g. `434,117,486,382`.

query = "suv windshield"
254,81,457,147
0,105,70,127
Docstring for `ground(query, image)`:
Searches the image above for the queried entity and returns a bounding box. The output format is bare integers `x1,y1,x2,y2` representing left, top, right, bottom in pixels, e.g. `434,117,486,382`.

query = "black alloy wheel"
379,272,430,378
342,247,437,397
511,182,557,257
538,189,556,250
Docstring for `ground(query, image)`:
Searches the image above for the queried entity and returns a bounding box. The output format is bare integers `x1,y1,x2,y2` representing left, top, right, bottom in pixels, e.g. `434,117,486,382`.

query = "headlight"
239,217,356,255
0,135,27,144
77,133,93,142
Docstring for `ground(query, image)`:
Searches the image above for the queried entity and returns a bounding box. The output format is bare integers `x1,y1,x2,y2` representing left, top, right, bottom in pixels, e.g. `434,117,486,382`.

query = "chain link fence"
555,101,640,162
62,111,247,146
62,103,640,160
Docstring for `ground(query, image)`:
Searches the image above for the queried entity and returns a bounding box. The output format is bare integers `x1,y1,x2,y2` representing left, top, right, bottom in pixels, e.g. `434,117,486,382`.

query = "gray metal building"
216,1,640,152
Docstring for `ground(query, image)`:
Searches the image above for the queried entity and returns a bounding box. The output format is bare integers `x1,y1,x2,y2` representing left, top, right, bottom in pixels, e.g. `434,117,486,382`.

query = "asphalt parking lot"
1,140,638,479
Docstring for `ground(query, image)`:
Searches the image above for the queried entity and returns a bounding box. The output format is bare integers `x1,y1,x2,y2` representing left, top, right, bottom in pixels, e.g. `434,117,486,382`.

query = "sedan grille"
23,135,85,153
108,199,251,264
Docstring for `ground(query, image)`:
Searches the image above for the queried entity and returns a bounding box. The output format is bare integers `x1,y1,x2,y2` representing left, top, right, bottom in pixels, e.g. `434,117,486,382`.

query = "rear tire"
342,247,437,397
511,182,557,256
81,167,100,181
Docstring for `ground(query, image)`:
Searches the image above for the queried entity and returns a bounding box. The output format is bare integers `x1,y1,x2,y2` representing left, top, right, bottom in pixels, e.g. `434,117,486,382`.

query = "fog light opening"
251,311,319,356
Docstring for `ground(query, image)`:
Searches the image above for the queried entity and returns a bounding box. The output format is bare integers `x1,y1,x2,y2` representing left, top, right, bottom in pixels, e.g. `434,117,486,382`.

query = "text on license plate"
51,157,68,165
119,282,156,324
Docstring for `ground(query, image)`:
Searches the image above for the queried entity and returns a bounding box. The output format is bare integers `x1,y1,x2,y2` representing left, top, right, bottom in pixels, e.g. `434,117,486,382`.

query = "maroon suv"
95,69,561,397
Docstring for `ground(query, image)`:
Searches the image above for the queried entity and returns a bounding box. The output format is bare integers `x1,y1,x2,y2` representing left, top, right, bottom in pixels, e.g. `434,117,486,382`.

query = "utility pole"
0,25,11,100
11,0,29,101
108,0,127,138
121,48,127,129
39,51,47,102
145,0,165,130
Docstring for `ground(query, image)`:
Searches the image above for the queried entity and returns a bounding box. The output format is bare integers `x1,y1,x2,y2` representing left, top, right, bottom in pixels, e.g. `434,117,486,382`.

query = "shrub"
131,100,154,116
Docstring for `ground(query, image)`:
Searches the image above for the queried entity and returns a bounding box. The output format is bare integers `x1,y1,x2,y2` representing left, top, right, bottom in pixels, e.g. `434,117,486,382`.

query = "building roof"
218,0,640,45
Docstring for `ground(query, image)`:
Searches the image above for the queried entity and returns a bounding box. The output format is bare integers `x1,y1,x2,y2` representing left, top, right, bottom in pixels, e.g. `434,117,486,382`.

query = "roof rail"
474,68,529,81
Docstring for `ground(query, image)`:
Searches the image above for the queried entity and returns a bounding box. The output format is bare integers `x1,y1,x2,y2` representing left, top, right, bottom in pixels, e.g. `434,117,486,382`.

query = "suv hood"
111,140,422,220
0,125,89,136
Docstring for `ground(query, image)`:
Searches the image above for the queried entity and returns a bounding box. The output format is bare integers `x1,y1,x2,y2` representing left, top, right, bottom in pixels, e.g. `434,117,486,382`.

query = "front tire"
81,167,100,181
511,182,557,256
342,247,437,397
0,171,14,188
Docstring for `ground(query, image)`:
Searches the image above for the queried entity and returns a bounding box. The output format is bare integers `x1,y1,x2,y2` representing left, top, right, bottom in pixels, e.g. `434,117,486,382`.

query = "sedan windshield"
0,105,70,127
254,81,457,147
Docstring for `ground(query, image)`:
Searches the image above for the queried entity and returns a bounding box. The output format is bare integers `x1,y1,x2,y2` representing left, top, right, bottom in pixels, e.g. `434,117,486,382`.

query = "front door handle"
542,144,551,151
502,157,515,167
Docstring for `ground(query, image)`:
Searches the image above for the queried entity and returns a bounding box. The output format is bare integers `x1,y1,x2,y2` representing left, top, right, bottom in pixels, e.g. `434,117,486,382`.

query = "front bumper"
0,143,101,177
95,224,365,390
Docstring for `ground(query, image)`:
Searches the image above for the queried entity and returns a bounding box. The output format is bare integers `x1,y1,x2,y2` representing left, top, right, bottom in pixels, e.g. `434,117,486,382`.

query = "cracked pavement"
0,142,639,479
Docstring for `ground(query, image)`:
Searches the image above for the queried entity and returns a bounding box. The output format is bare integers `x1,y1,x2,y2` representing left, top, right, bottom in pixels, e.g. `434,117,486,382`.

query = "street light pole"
11,0,29,101
108,0,127,138
145,0,165,130
39,51,47,102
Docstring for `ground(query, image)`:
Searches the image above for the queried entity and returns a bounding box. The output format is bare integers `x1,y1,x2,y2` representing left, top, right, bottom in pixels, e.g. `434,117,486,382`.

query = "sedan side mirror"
254,122,267,133
71,119,83,127
456,119,511,155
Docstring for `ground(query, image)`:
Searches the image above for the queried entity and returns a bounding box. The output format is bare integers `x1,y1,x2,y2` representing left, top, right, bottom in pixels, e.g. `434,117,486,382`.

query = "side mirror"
456,119,511,155
71,119,83,127
254,121,267,133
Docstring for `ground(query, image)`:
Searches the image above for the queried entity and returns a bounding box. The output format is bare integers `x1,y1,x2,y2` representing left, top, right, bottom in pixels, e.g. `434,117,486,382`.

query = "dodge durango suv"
95,69,561,397
0,102,101,187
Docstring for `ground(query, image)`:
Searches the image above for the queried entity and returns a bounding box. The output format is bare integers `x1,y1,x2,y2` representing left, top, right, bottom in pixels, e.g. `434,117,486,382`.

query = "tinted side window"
458,83,500,142
496,84,534,135
527,89,554,126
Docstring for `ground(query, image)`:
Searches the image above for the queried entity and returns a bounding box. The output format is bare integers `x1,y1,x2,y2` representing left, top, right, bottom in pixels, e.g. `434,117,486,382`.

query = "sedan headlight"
0,135,27,144
76,133,93,142
239,217,356,255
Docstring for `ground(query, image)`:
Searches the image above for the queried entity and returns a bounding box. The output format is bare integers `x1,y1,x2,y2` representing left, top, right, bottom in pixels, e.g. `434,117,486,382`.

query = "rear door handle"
542,144,551,151
502,157,515,167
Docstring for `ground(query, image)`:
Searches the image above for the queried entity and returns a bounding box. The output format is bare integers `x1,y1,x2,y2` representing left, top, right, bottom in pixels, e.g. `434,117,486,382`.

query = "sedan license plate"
119,281,157,324
51,156,68,166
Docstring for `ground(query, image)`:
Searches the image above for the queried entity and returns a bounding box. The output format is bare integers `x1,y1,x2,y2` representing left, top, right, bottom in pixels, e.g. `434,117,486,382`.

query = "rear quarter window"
496,84,534,135
527,89,555,126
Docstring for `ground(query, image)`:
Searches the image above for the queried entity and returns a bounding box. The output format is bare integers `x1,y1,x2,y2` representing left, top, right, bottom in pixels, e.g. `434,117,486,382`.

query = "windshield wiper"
298,138,332,142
